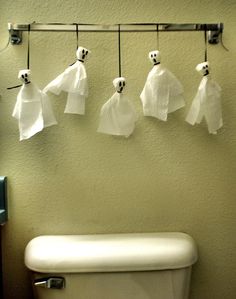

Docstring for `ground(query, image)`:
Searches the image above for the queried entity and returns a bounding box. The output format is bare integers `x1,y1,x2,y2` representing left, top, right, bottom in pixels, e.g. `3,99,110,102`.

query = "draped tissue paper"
140,50,185,121
97,77,137,137
44,46,90,115
12,69,57,141
186,61,223,134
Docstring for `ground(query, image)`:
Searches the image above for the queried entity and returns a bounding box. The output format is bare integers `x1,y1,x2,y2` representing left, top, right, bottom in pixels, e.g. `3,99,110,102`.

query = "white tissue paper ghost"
12,69,57,141
186,62,222,134
43,46,90,115
140,50,185,121
97,77,138,137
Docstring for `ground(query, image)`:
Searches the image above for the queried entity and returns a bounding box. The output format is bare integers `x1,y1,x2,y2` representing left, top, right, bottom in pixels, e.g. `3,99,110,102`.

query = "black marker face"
202,65,209,76
149,51,160,65
116,79,126,93
120,82,123,92
21,74,27,82
78,48,89,62
19,72,31,84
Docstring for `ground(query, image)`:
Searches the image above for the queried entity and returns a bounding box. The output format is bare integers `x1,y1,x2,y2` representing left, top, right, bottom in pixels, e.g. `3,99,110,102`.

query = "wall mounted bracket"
9,29,22,45
8,22,223,45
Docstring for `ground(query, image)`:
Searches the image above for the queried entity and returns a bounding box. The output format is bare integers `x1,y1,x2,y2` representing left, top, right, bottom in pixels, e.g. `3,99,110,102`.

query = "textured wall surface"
0,0,236,298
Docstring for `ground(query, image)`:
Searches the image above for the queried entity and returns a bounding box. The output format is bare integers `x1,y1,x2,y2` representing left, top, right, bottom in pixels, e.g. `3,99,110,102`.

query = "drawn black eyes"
118,81,125,87
82,49,88,55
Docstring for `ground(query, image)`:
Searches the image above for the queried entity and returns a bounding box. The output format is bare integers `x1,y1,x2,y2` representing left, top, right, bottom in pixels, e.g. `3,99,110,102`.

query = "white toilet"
25,232,198,299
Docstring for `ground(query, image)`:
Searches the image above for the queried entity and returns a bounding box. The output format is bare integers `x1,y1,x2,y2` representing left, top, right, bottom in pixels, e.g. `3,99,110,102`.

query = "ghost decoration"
12,69,57,141
43,46,90,115
140,50,185,121
185,62,223,134
97,77,137,137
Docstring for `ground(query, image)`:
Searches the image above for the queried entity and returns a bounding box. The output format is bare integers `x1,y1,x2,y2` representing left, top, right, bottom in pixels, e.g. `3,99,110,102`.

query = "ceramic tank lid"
24,232,198,273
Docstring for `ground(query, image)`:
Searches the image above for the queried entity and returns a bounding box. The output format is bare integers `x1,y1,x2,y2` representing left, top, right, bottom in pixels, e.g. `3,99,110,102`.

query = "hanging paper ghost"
12,69,57,141
43,46,90,115
140,50,185,121
185,61,223,134
97,77,137,137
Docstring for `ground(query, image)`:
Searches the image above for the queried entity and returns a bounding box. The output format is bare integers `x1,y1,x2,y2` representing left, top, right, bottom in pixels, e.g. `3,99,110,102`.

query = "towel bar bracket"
9,29,22,45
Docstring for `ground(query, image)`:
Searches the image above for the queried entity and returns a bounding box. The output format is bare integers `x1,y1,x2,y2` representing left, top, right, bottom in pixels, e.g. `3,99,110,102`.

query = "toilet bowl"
25,232,198,299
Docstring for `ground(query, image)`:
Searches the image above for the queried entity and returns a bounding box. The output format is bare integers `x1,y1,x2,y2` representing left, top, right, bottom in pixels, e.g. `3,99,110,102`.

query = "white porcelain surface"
25,232,198,273
32,268,192,299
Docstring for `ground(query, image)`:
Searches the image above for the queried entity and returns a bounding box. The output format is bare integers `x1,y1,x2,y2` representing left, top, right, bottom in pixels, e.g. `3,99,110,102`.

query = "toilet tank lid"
24,232,198,273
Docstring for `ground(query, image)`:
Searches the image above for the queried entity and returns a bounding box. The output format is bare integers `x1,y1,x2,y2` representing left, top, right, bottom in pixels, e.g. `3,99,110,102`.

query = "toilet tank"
25,232,198,299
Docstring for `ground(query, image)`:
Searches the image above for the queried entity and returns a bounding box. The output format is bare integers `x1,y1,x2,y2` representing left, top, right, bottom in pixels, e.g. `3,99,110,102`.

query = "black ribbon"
68,23,80,66
27,23,30,69
156,24,159,49
118,24,121,78
204,25,208,62
75,23,79,50
7,84,22,90
7,24,31,90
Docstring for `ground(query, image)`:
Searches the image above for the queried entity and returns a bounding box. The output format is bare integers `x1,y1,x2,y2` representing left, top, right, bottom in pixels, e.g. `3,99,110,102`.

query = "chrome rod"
8,22,223,33
8,22,223,44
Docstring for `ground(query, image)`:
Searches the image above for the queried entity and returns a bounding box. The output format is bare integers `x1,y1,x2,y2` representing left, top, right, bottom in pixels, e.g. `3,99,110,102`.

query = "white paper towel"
97,77,137,137
140,50,185,121
44,46,90,115
186,62,223,134
12,69,57,141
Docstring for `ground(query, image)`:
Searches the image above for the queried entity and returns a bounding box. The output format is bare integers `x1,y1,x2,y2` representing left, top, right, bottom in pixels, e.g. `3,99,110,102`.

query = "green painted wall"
0,0,236,298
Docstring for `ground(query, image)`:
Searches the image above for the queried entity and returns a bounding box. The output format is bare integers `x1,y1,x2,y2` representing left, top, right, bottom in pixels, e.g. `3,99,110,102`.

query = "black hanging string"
118,24,121,77
220,32,229,51
156,24,159,49
7,23,31,90
75,23,79,50
7,84,23,90
27,23,31,69
204,25,208,62
69,23,79,66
